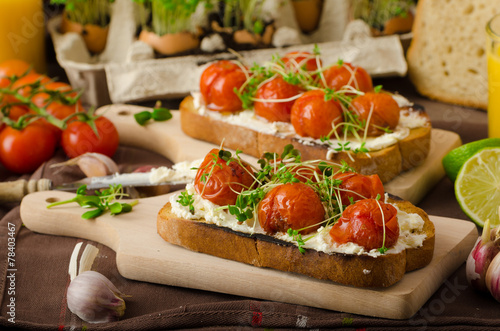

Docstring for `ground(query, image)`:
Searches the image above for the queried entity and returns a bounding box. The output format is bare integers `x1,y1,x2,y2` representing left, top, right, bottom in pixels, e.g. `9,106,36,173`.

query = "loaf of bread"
407,0,500,110
180,95,432,183
157,195,435,288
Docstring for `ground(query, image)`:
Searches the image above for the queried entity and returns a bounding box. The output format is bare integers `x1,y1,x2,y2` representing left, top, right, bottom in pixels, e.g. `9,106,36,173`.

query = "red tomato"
323,62,373,94
8,73,50,103
333,172,385,206
254,76,303,123
31,81,82,120
329,199,399,250
0,59,33,88
282,51,321,73
199,60,247,113
2,105,29,121
349,92,400,136
61,116,119,158
0,122,57,174
291,89,343,139
194,148,255,206
258,182,325,235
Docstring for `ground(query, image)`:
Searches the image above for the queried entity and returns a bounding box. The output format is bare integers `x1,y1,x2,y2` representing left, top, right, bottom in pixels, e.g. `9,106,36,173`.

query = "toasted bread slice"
179,96,431,183
157,197,434,288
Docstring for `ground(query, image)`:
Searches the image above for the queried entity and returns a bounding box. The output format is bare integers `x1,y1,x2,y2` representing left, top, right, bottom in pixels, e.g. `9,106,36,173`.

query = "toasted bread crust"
179,96,431,183
157,199,434,288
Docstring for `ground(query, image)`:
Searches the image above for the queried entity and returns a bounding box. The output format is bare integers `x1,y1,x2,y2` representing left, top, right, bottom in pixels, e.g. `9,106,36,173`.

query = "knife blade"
53,172,192,191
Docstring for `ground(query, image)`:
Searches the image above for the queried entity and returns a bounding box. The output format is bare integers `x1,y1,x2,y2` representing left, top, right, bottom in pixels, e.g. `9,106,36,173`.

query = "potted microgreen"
209,0,276,49
51,0,114,54
351,0,416,36
134,0,208,56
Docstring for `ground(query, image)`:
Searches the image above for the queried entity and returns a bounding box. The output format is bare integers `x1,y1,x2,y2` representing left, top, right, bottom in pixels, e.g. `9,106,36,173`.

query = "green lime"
454,147,500,228
442,138,500,182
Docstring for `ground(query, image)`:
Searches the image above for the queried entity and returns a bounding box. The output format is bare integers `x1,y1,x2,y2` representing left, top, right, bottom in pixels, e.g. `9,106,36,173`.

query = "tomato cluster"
199,52,402,140
0,59,119,174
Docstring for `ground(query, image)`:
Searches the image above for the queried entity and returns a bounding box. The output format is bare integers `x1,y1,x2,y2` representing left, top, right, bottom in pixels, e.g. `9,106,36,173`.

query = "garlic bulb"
51,153,119,177
466,219,500,292
67,271,126,323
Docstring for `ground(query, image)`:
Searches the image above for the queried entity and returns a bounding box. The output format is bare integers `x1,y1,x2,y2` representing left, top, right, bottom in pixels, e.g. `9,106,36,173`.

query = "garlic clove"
51,153,119,177
466,219,500,292
486,253,500,302
67,270,126,323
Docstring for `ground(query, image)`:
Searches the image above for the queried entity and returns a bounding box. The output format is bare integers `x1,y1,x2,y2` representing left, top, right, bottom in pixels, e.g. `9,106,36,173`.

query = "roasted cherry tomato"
0,59,32,88
61,116,119,158
291,89,343,139
199,60,247,113
258,182,325,235
0,121,57,174
282,51,321,74
349,92,400,136
329,199,399,250
333,172,385,206
323,62,373,94
254,76,303,123
194,148,255,206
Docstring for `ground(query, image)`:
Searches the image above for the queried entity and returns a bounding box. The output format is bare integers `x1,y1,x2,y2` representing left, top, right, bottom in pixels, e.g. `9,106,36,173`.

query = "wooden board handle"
0,179,52,203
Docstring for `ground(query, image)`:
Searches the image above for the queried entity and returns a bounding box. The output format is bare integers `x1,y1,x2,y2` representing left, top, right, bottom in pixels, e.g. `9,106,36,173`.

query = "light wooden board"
96,104,461,205
20,191,477,319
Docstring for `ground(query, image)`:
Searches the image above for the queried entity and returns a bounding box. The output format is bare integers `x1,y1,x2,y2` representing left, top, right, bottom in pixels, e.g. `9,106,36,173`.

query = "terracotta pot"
291,0,324,33
233,24,275,46
138,30,200,56
61,13,109,54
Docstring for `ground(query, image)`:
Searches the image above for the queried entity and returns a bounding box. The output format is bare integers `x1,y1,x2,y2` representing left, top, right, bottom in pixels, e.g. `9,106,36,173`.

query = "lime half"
443,138,500,182
455,147,500,228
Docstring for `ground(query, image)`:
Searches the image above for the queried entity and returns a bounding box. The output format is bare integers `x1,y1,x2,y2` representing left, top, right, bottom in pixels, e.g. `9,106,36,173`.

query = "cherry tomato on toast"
194,148,255,206
254,76,303,123
323,62,373,94
291,89,343,139
200,60,247,113
329,199,399,250
333,172,385,206
258,182,325,235
349,92,400,136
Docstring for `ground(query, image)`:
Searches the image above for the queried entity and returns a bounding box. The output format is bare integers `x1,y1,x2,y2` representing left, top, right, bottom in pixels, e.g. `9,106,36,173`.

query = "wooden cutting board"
96,104,461,205
20,191,477,319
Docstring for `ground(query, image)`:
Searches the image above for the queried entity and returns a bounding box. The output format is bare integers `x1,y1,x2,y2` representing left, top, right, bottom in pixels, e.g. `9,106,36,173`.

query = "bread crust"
179,96,431,183
157,198,434,288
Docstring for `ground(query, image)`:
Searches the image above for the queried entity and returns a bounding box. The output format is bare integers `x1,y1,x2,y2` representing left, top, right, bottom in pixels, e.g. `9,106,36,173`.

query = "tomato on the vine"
0,59,33,88
31,81,81,120
258,182,324,235
0,121,57,174
61,116,119,158
290,89,343,139
254,76,303,123
199,60,247,113
329,199,399,250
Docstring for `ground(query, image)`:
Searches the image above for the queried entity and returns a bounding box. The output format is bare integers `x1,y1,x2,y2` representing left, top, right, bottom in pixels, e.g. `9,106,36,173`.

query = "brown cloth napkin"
1,77,499,330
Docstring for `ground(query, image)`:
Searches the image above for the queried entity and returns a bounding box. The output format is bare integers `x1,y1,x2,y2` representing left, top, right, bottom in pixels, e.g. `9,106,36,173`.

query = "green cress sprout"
47,184,138,219
134,102,173,126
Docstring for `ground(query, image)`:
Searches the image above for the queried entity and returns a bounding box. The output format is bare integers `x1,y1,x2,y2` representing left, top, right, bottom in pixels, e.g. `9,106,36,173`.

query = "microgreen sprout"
134,102,172,126
46,184,138,219
177,191,195,214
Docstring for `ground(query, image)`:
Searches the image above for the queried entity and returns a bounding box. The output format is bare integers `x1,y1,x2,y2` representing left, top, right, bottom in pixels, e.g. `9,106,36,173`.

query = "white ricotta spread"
191,92,429,158
169,188,427,258
149,159,202,184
